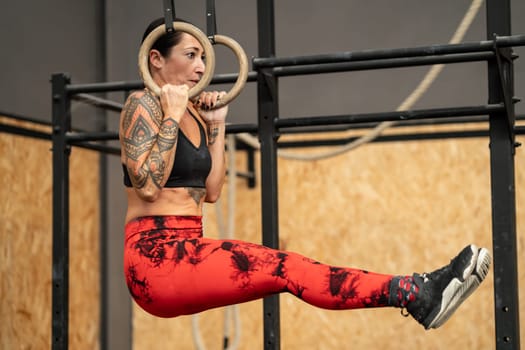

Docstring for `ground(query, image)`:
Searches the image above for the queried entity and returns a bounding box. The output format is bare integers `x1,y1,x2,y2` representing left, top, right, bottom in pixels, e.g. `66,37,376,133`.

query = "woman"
119,17,491,329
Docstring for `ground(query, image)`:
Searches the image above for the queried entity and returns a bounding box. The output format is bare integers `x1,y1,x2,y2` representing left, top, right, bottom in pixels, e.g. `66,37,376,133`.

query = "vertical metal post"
95,0,111,347
256,0,280,349
247,148,256,188
99,125,110,350
51,73,72,350
486,1,521,349
95,1,108,349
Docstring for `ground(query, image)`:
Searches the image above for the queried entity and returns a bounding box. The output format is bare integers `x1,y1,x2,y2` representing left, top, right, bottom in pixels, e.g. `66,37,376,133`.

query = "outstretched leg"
124,216,392,317
124,216,491,329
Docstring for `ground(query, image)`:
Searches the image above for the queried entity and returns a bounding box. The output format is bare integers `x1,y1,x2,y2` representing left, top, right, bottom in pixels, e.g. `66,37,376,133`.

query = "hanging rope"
237,0,484,160
217,135,241,350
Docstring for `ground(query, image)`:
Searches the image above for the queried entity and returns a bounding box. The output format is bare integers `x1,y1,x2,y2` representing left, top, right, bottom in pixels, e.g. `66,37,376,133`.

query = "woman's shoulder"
123,89,162,114
126,88,159,102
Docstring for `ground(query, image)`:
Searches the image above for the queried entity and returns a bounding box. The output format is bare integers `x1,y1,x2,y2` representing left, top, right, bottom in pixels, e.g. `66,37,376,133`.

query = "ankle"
389,275,419,308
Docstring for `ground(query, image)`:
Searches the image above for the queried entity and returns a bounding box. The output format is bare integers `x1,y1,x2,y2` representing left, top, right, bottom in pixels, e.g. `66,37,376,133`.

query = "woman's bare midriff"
124,187,205,224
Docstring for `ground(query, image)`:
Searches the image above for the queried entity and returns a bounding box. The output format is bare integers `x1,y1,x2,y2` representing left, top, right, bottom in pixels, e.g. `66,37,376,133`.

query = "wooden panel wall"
131,125,525,349
0,118,100,350
1,118,523,350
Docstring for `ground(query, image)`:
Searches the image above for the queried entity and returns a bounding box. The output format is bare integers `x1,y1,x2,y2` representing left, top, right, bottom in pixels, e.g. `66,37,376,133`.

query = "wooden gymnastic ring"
138,21,216,98
210,34,249,109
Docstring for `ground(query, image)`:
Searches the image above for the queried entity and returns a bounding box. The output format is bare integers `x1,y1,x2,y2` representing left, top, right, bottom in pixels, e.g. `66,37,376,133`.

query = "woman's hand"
159,84,189,121
196,91,228,202
196,91,229,124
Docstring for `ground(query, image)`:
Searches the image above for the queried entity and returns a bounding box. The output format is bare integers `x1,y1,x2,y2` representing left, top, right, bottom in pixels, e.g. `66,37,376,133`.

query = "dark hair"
141,17,191,57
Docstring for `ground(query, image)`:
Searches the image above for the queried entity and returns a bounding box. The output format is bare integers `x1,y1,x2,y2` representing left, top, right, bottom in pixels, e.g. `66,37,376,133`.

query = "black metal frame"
253,1,521,350
40,0,524,349
486,1,521,348
256,1,281,348
51,73,72,350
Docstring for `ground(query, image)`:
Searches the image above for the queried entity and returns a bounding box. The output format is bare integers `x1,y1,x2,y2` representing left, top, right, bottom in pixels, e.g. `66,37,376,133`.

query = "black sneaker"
394,244,491,329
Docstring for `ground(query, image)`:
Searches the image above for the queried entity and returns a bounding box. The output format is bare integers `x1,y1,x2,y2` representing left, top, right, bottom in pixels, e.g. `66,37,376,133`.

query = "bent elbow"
205,191,221,203
135,187,161,202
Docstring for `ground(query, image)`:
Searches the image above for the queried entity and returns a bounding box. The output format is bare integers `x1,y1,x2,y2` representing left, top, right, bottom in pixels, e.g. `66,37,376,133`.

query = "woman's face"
157,33,206,87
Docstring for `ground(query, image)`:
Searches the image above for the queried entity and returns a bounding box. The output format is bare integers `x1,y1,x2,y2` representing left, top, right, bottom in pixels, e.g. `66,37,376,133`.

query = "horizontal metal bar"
226,123,258,134
74,142,121,156
66,131,118,143
66,72,257,94
281,113,525,135
0,123,51,140
57,35,525,99
211,71,258,84
60,105,509,146
279,116,491,134
273,52,493,77
72,94,124,113
67,80,143,94
278,130,493,149
3,122,520,153
0,110,52,126
64,125,259,144
279,122,524,149
0,110,108,135
253,34,525,68
276,104,505,128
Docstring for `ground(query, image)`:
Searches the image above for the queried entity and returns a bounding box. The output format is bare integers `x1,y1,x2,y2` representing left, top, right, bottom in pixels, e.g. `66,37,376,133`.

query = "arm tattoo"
207,124,220,145
121,92,176,189
146,151,166,189
122,97,158,161
134,166,149,189
142,90,164,123
157,117,179,152
187,188,207,205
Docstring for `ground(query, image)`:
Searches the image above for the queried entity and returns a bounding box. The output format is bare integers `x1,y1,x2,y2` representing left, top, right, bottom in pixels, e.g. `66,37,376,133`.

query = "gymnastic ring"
138,22,216,98
209,34,249,109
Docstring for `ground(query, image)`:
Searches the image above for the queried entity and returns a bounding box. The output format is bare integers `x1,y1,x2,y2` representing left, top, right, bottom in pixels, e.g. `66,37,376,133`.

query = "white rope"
191,315,207,350
237,0,484,160
192,134,241,350
220,134,241,350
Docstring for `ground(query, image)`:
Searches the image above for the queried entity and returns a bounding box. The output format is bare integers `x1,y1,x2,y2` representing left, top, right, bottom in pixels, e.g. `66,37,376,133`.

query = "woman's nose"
195,57,205,73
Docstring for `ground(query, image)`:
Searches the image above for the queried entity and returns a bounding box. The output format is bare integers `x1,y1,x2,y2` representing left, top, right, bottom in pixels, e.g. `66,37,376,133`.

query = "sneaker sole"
425,246,491,329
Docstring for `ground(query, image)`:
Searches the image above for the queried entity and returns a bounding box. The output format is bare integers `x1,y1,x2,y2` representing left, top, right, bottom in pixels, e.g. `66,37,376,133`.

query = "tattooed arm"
120,85,188,201
196,91,228,202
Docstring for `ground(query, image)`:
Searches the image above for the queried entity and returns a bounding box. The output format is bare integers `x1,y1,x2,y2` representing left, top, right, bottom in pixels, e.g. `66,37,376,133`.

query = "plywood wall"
0,118,100,350
131,124,525,350
1,117,523,350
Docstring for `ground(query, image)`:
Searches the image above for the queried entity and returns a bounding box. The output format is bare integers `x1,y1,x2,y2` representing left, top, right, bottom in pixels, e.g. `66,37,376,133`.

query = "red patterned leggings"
124,215,394,318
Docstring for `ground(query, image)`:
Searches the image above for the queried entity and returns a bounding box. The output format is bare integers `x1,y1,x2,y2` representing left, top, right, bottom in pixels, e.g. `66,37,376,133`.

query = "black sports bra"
123,111,211,188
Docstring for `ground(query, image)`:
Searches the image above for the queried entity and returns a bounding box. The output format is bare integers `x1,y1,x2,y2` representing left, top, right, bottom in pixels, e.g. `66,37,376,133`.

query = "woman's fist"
196,91,228,123
160,84,189,121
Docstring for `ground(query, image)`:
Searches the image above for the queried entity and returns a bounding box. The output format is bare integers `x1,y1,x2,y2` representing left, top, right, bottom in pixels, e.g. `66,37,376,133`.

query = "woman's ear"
149,49,163,69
